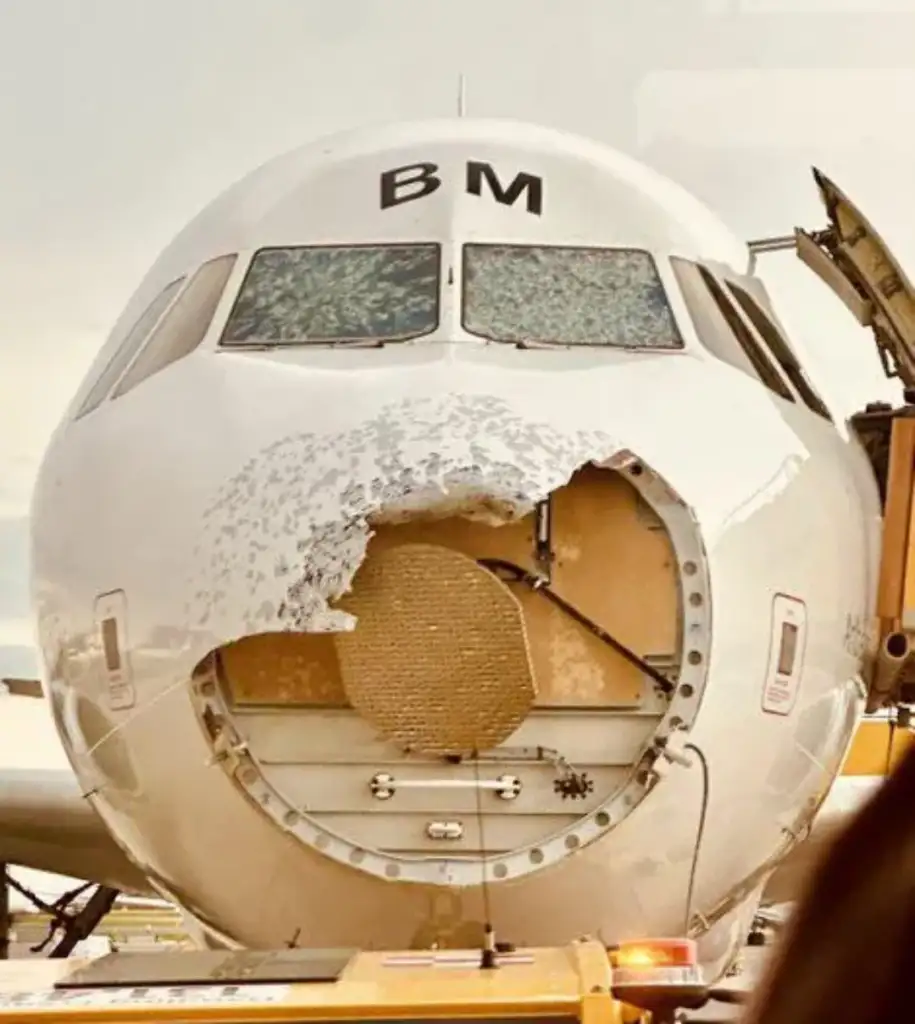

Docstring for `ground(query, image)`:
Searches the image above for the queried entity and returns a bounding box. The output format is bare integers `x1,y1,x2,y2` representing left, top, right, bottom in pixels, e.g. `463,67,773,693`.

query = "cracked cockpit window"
221,244,440,346
462,244,682,349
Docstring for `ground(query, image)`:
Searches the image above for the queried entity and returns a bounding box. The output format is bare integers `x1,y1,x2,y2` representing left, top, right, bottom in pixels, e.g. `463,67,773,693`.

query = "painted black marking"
379,161,543,215
466,160,543,215
379,162,441,209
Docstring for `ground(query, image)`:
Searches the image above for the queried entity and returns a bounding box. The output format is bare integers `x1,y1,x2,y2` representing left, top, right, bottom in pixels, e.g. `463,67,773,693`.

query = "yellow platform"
0,940,631,1024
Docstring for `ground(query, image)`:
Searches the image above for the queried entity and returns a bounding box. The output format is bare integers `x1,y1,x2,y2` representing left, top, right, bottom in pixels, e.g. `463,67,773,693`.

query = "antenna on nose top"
457,73,467,118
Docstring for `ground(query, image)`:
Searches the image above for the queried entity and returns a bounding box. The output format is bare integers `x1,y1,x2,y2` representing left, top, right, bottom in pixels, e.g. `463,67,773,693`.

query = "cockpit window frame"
682,260,796,403
218,241,443,349
724,280,834,422
459,242,685,350
110,253,239,401
73,276,186,421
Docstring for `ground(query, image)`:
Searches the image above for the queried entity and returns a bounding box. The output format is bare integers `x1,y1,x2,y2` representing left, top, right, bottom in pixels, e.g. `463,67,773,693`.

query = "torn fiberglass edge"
183,393,624,648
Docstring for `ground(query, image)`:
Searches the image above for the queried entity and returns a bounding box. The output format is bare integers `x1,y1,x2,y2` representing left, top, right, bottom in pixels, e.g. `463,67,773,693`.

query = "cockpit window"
461,244,683,349
74,276,185,420
111,254,238,399
111,254,238,400
725,281,833,422
220,244,441,346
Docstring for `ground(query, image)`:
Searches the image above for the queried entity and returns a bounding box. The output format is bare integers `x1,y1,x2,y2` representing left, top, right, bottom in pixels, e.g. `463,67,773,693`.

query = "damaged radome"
186,425,712,888
185,393,624,643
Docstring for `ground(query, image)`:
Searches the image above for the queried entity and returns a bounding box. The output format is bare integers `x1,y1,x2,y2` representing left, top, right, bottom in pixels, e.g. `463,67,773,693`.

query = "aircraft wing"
0,677,152,895
0,766,152,894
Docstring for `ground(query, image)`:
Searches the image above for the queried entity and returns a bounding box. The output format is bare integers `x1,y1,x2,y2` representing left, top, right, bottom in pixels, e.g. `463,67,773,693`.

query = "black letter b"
380,162,441,209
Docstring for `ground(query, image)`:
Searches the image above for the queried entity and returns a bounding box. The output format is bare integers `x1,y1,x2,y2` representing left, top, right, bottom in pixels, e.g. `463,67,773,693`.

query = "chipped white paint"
26,118,881,975
187,394,622,638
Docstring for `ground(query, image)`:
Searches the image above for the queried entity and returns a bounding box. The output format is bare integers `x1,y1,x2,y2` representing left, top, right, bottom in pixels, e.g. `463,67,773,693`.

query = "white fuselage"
29,119,881,973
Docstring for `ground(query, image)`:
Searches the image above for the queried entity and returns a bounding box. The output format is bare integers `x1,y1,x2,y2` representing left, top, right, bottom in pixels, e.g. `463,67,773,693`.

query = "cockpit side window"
673,258,795,402
110,254,238,400
74,276,185,420
670,258,746,368
725,281,833,422
220,244,440,346
461,244,683,349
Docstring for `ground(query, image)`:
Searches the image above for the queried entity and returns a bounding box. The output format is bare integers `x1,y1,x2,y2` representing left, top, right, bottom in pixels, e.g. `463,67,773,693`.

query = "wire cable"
682,742,711,936
472,752,497,969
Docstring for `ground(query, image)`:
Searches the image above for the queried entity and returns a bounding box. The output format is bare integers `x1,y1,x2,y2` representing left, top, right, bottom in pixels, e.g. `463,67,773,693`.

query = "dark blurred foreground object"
740,741,915,1024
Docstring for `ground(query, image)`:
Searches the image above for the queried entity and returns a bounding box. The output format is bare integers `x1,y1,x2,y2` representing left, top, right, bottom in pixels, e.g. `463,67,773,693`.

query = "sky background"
1,0,915,897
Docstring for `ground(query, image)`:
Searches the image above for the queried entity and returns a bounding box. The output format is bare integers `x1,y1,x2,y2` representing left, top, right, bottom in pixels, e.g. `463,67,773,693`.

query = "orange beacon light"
609,938,708,1021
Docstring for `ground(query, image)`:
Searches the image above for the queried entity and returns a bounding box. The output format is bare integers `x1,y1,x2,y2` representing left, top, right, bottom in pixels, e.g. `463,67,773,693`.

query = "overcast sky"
3,0,915,673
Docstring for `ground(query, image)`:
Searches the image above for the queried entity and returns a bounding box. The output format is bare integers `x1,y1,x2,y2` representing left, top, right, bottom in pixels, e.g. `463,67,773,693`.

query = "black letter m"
465,161,543,215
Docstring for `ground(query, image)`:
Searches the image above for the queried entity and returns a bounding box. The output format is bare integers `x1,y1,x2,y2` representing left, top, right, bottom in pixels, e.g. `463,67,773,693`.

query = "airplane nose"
185,388,713,885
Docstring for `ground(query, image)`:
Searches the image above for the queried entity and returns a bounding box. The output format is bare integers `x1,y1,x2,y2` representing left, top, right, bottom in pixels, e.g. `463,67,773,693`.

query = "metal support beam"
0,864,9,960
48,885,119,959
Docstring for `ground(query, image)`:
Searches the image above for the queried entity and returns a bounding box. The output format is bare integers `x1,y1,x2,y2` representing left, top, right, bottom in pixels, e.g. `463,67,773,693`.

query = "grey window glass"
694,265,794,402
220,244,440,346
111,254,237,399
461,244,682,349
725,281,833,421
74,277,184,419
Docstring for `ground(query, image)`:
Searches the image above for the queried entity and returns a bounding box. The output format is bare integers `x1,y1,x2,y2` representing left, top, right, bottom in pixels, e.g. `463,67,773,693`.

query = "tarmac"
6,904,191,958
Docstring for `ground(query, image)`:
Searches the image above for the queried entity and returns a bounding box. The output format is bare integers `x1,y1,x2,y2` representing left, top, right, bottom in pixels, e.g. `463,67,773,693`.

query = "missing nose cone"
190,442,712,889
